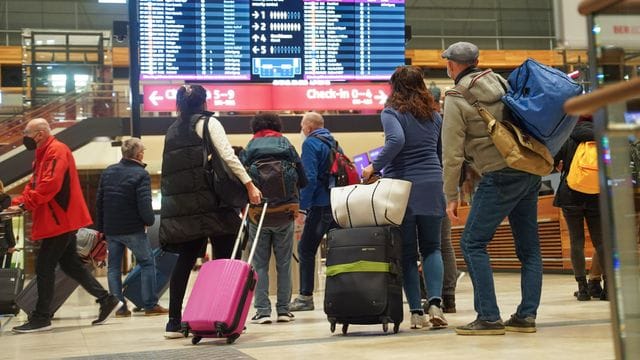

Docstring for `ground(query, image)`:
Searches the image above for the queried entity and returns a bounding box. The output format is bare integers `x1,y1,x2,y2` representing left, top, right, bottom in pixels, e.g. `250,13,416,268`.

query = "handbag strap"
199,113,215,169
453,84,480,107
453,84,498,128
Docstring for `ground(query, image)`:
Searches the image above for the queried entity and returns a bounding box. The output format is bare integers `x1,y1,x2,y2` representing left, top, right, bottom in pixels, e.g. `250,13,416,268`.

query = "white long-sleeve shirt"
194,116,252,185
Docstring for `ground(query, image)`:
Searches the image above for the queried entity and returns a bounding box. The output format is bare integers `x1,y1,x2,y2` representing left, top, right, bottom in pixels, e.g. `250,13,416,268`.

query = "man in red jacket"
8,118,121,333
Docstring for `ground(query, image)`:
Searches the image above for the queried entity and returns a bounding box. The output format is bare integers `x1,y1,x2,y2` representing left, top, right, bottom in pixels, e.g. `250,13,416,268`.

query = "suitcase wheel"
393,322,400,334
382,322,388,333
192,336,202,345
342,324,349,335
226,333,240,344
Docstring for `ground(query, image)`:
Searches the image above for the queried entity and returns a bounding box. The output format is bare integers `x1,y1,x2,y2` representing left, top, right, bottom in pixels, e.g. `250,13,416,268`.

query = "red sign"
143,84,271,112
142,83,390,112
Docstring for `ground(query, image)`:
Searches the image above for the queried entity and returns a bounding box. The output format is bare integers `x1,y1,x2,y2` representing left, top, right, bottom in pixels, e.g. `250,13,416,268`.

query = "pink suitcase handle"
230,202,268,264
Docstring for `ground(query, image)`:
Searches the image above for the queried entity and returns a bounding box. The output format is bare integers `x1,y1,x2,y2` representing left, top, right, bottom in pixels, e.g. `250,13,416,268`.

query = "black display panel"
138,0,405,81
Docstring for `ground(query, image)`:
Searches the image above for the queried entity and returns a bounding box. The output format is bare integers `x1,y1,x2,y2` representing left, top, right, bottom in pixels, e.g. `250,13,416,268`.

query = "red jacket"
13,136,92,240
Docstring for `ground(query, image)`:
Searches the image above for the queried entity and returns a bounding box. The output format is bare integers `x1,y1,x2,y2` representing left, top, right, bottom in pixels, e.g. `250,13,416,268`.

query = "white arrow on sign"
252,34,260,43
374,89,388,105
252,11,260,19
252,23,260,31
148,91,164,106
252,46,259,54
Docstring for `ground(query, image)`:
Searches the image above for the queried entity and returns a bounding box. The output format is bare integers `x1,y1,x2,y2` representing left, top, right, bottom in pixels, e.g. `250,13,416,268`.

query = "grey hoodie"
442,69,509,202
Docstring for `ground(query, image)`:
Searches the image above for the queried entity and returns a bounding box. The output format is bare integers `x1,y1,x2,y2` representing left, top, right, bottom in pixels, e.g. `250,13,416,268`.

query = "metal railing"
0,85,128,155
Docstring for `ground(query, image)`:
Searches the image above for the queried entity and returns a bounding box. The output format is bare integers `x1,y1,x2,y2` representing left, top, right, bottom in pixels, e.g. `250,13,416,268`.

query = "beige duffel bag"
330,178,412,228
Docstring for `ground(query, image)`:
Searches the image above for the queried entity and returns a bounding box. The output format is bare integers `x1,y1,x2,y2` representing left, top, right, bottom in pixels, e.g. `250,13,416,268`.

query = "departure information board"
139,0,405,81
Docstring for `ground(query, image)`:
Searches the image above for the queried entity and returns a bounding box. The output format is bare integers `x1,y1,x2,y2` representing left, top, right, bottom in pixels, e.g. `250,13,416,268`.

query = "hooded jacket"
12,136,92,240
442,69,509,202
553,121,599,208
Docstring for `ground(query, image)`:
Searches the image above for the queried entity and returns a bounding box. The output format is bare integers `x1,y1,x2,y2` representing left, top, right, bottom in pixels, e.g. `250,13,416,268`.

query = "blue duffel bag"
502,58,583,155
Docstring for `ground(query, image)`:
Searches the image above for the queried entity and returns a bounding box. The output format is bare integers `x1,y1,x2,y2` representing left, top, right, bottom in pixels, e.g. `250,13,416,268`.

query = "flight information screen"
138,0,405,81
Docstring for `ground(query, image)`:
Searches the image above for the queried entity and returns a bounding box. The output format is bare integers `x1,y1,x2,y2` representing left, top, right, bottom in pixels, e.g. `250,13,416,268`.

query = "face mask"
23,136,37,151
300,130,307,143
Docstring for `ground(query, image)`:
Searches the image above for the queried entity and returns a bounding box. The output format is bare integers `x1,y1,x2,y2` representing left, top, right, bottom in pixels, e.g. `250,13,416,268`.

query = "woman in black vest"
160,85,261,338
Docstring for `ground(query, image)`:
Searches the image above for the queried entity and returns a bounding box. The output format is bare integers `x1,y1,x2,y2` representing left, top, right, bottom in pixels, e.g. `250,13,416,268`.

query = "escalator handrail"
579,0,624,15
564,78,640,115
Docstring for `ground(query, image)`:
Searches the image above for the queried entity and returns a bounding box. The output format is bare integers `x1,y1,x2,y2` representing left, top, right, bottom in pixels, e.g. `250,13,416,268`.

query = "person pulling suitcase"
8,118,121,333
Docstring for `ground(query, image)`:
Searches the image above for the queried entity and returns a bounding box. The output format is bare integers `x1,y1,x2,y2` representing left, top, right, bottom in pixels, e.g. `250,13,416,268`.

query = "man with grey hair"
96,138,168,317
9,118,121,333
290,112,338,311
441,42,542,335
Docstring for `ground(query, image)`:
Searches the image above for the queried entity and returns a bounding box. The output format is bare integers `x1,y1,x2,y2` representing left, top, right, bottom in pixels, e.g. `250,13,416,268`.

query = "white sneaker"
164,331,184,339
277,312,295,322
427,305,448,329
410,313,428,329
251,313,272,324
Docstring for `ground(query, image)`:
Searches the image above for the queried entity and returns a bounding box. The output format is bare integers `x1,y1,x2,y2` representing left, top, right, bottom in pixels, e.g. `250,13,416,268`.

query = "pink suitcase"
181,203,267,345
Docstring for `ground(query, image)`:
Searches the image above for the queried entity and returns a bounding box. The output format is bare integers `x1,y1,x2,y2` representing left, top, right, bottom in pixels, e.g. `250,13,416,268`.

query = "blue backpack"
502,58,583,155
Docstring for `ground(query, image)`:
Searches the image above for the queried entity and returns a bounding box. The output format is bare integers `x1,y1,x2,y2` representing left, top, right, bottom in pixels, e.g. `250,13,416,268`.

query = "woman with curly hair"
362,65,447,330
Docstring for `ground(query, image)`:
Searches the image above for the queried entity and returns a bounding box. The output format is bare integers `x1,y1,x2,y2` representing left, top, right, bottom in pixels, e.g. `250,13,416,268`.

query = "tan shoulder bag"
453,85,553,177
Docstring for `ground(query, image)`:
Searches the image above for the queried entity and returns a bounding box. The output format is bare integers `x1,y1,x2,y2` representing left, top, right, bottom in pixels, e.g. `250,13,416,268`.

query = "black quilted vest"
159,116,240,246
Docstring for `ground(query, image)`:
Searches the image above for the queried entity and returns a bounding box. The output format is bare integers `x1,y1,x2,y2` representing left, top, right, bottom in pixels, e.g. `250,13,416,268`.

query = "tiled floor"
0,272,615,360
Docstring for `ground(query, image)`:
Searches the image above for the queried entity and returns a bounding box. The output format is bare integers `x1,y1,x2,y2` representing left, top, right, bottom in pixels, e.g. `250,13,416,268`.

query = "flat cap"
441,42,479,63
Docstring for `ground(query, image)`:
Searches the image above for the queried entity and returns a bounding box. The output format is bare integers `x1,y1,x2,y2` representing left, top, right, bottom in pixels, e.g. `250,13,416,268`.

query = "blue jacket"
96,158,155,235
300,128,335,210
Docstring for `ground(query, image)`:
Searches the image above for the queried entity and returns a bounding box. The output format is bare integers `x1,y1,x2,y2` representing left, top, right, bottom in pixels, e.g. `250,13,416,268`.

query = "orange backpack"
566,141,600,194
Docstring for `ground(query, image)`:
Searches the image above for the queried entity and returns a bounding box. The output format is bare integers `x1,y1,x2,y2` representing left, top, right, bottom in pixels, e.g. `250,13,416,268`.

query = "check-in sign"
142,83,390,112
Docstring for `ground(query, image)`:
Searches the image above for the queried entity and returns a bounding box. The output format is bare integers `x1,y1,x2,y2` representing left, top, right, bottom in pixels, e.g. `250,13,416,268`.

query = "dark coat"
553,121,599,208
159,116,240,246
96,159,155,235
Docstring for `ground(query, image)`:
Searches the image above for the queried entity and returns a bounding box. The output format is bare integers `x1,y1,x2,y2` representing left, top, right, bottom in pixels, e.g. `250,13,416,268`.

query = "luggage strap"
326,260,391,277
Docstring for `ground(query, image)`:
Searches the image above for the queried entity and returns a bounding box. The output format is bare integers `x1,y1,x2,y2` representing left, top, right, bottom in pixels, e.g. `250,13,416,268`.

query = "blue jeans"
298,205,336,296
401,214,444,311
107,232,157,309
460,168,542,321
249,222,294,315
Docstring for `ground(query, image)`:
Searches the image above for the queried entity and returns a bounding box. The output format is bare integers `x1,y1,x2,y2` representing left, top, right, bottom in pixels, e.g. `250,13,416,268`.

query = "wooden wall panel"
0,46,22,65
450,195,595,271
38,48,589,69
406,49,589,68
112,47,128,67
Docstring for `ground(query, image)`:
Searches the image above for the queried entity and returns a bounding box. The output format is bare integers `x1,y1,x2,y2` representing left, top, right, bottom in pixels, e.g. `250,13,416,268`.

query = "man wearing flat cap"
441,42,543,336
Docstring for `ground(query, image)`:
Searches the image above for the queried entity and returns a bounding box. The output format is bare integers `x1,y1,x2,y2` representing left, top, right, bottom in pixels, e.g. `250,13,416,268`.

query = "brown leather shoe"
116,307,132,318
144,305,169,316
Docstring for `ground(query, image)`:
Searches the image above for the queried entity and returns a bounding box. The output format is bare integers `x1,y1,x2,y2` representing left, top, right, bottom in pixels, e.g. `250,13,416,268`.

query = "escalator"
0,88,127,186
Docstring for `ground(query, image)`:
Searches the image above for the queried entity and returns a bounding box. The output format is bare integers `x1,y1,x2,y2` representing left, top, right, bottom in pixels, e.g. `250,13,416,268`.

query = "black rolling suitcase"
324,226,403,335
0,268,25,315
15,264,92,317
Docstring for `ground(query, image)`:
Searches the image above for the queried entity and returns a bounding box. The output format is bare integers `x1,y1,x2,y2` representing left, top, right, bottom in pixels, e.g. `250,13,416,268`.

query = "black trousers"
168,234,236,320
33,231,109,320
562,205,605,278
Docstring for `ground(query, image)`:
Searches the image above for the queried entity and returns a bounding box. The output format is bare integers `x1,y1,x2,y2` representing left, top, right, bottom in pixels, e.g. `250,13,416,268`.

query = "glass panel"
593,11,640,360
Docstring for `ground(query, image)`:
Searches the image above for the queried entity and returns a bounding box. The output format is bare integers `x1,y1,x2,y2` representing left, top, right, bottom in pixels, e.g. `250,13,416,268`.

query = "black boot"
576,276,590,301
442,295,456,313
588,279,603,298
